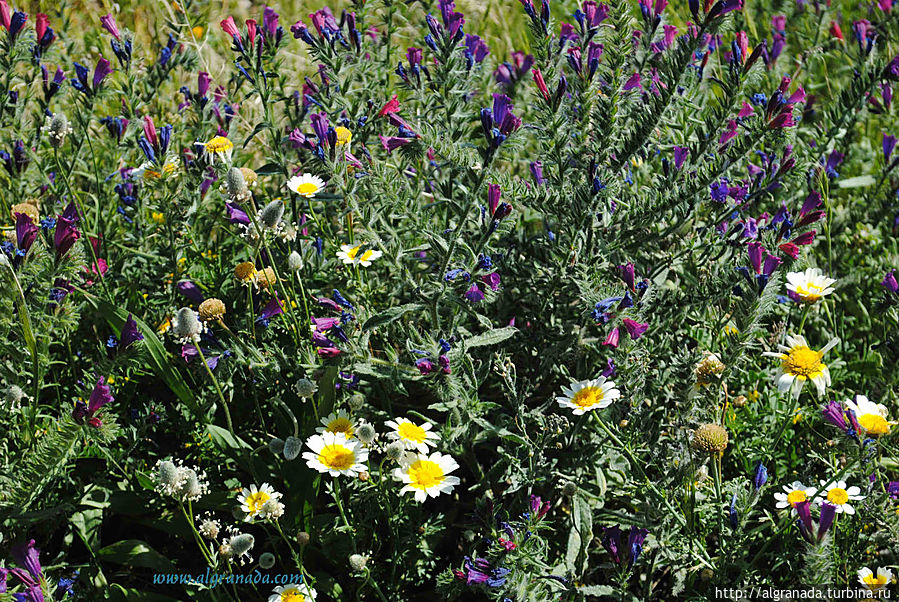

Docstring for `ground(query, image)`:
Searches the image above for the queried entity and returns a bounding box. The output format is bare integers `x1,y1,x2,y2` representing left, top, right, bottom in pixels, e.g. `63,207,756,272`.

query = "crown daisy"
555,377,620,415
384,417,440,453
302,432,368,477
337,243,383,267
393,451,460,502
785,268,837,304
287,173,326,198
763,335,839,399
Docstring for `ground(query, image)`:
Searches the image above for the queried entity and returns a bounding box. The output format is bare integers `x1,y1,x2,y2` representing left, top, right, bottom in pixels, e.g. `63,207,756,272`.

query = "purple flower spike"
817,502,837,540
93,57,113,90
100,13,121,40
822,400,847,431
119,313,144,349
88,377,114,414
673,146,689,169
11,540,42,582
883,133,898,162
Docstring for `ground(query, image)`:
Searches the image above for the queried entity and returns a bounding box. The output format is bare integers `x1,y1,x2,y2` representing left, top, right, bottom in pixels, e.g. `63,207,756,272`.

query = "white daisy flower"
237,483,282,521
268,582,316,602
845,394,891,437
762,334,838,399
814,480,864,515
303,432,369,477
555,377,621,415
197,135,234,163
773,481,818,513
315,409,356,438
384,417,440,453
287,173,326,198
785,268,837,304
393,451,460,502
858,566,893,591
336,243,383,267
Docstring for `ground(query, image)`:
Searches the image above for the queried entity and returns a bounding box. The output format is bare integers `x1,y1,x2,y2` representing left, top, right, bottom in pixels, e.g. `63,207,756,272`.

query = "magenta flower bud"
100,13,121,40
602,327,620,348
622,318,648,339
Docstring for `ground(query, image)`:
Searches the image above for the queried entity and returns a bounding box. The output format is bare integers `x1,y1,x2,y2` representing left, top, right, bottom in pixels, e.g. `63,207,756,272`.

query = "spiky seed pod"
356,423,376,444
268,437,285,455
198,298,226,321
692,423,729,454
695,352,726,386
283,436,302,461
386,441,405,461
225,167,249,201
234,262,256,283
259,200,285,229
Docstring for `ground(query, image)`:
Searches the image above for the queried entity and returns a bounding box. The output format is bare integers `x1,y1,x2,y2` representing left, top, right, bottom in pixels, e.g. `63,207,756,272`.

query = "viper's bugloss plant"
0,0,897,600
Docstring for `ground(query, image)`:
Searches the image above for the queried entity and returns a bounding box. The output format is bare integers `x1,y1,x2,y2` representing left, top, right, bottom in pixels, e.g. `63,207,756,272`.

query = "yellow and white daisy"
334,126,352,146
763,334,838,399
393,451,460,502
773,481,817,513
555,377,620,415
315,410,355,438
846,394,891,437
857,567,893,591
785,267,837,304
302,431,368,477
287,173,326,198
133,160,179,180
237,483,282,521
337,243,383,267
268,582,316,602
198,135,234,163
384,417,440,453
815,480,864,514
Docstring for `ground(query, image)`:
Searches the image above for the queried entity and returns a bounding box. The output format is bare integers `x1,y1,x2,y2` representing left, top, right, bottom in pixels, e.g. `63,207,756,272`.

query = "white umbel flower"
303,432,369,477
393,451,460,502
785,267,836,304
287,173,326,198
555,377,621,415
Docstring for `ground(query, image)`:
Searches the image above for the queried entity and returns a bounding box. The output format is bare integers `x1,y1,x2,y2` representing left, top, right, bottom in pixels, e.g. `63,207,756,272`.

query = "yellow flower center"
795,282,823,302
319,444,355,471
205,136,233,153
326,418,354,438
858,413,890,436
786,490,807,505
397,422,427,444
827,488,849,505
280,589,305,602
335,126,352,146
295,182,319,195
244,491,271,515
346,245,374,261
862,574,888,587
782,346,824,379
570,386,604,409
407,459,445,490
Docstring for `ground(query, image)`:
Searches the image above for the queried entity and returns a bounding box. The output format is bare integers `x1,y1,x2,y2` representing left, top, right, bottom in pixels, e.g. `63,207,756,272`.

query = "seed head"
692,423,729,454
386,441,405,461
255,267,277,288
198,298,226,321
294,378,317,398
234,261,256,283
259,552,276,569
348,553,368,571
268,437,285,455
259,200,285,229
356,422,376,444
287,250,303,271
283,436,302,461
172,308,203,342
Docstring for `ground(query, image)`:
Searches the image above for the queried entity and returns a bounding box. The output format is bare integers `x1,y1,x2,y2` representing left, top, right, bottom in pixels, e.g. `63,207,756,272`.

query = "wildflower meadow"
1,0,899,599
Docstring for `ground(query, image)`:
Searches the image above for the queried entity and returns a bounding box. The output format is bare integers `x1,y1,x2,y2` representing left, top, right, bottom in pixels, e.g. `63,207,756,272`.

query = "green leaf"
207,424,252,452
255,162,283,175
464,326,517,348
97,539,174,572
837,175,876,188
243,121,271,147
361,303,424,331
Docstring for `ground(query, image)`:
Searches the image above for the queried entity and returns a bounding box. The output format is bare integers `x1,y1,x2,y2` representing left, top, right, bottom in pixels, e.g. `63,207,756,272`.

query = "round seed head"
287,250,303,272
692,423,729,454
172,308,203,340
268,437,285,455
282,436,302,461
294,378,317,398
296,532,311,547
386,441,405,461
259,552,276,569
356,423,376,444
349,553,368,571
198,298,226,321
234,262,256,282
229,533,255,557
259,200,285,229
255,267,277,288
156,460,179,488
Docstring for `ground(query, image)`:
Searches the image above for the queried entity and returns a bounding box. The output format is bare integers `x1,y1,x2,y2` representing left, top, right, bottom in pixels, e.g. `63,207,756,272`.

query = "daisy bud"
348,553,368,571
694,352,725,386
234,261,257,283
356,423,376,444
386,441,405,461
255,267,277,288
282,436,302,460
358,470,370,481
348,393,365,411
268,437,285,455
229,533,255,558
297,532,311,546
287,250,304,271
259,552,276,569
692,423,729,454
733,395,747,407
259,200,286,229
294,378,318,398
198,298,226,321
562,481,577,497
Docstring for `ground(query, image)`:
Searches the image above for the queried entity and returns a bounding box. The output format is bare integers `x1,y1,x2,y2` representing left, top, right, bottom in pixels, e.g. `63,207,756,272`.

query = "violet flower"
119,313,144,349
